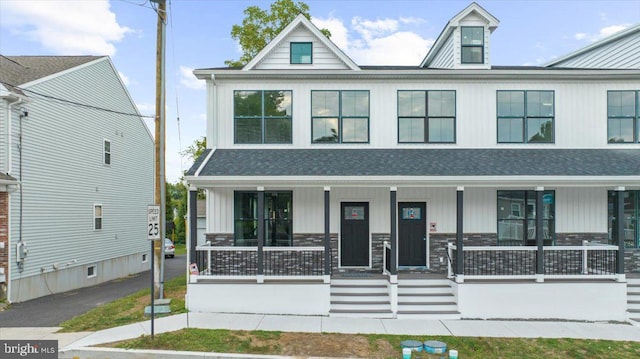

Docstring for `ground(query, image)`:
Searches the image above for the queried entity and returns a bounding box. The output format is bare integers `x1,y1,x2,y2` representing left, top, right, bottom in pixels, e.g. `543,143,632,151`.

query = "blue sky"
1,0,639,182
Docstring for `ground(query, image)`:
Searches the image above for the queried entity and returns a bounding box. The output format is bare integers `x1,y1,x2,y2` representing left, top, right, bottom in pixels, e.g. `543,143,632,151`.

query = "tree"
225,0,331,67
180,136,206,162
166,181,187,244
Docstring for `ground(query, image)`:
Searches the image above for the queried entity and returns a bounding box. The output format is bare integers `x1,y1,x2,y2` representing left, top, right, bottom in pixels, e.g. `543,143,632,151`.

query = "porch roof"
187,149,640,184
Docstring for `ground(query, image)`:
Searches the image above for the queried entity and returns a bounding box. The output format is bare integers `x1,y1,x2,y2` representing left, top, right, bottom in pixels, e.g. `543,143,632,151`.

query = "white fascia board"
194,68,640,81
185,175,640,189
545,24,640,67
193,147,216,177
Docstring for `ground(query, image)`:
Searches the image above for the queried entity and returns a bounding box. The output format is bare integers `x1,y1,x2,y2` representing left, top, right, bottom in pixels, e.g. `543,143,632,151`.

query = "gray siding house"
185,3,640,324
0,55,154,302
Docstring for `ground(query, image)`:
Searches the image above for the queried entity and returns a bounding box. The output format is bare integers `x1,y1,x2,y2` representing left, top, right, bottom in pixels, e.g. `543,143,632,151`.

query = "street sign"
147,205,161,240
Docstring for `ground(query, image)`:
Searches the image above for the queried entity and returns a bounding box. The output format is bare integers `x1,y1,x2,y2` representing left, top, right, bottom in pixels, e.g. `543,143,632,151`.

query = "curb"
60,347,354,359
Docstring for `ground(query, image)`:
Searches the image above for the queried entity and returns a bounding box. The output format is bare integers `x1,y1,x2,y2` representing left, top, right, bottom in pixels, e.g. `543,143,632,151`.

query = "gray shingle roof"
0,55,102,89
188,148,640,177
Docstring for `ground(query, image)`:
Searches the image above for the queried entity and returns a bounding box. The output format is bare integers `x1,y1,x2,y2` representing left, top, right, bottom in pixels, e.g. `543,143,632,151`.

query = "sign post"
147,205,160,339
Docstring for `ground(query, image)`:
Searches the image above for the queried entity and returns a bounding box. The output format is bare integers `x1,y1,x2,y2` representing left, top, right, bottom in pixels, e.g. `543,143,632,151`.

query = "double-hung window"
290,42,312,64
461,26,484,64
103,139,111,165
234,90,292,144
398,90,456,143
497,90,554,143
497,190,555,246
234,191,292,246
607,90,639,143
608,191,639,248
94,204,103,230
311,90,369,143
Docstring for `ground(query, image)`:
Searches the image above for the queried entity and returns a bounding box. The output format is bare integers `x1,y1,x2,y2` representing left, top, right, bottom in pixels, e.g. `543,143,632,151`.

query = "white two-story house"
0,55,154,302
185,3,640,323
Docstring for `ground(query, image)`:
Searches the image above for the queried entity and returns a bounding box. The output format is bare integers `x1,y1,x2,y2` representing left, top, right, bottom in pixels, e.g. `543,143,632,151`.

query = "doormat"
340,273,373,277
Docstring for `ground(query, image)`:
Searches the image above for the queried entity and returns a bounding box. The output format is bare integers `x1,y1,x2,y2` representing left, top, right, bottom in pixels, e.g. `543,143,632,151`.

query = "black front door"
398,202,427,266
341,202,369,267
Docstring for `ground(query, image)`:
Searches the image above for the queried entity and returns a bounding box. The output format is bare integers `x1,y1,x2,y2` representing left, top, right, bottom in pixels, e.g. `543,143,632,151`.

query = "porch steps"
329,278,393,318
396,278,461,320
627,278,640,326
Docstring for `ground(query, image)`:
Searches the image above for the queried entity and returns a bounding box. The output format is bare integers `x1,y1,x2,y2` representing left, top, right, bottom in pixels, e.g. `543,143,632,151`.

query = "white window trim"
87,264,97,279
103,139,111,165
94,204,103,230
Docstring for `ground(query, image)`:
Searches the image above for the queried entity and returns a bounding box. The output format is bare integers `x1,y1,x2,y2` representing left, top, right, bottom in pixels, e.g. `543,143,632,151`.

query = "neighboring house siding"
212,78,640,149
8,58,153,281
254,26,350,70
429,33,455,69
550,33,640,69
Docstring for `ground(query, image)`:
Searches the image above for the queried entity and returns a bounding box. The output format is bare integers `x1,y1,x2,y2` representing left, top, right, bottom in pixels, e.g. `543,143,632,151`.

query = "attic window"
291,42,312,64
461,27,484,64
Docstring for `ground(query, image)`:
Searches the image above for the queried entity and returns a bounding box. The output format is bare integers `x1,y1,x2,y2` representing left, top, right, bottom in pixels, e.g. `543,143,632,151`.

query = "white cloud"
118,71,130,86
136,102,154,113
399,17,427,25
574,33,588,41
1,0,131,56
574,24,629,42
312,15,432,66
179,66,205,90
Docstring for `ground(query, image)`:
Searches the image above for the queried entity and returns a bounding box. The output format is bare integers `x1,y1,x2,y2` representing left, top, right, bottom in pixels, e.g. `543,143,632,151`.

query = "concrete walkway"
1,313,639,358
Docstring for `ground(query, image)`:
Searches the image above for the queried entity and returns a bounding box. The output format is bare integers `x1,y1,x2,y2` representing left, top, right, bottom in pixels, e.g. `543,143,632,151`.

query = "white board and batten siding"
8,58,153,297
253,25,351,70
212,77,640,149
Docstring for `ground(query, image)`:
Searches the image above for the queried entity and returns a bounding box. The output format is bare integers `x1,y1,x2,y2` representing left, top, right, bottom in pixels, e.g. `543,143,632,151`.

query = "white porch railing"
447,242,620,281
193,245,325,282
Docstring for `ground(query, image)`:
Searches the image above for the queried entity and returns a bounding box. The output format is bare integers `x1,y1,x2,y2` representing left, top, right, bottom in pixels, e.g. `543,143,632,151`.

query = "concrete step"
329,309,394,318
331,279,388,286
398,285,452,295
331,286,388,295
331,301,391,311
398,303,459,312
331,293,389,302
396,310,461,320
398,293,454,303
627,300,640,310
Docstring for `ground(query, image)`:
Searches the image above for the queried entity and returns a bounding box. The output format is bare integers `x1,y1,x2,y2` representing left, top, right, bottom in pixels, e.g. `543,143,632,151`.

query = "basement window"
87,265,97,278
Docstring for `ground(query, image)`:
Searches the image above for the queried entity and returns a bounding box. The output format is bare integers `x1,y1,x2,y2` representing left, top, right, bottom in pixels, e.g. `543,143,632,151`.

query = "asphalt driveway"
0,254,186,327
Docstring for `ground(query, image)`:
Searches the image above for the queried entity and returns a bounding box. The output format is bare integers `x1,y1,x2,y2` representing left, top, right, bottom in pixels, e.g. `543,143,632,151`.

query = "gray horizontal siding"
553,34,640,69
9,58,153,279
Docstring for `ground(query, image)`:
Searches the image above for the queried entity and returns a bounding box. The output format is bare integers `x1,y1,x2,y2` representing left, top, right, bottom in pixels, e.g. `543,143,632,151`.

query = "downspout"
17,108,27,273
6,98,22,303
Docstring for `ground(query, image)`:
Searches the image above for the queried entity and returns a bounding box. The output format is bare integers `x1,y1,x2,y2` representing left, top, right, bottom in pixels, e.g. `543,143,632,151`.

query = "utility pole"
153,0,167,299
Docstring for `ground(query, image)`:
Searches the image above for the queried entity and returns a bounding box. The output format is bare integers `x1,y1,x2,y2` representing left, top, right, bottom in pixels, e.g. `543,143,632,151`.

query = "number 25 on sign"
147,205,161,240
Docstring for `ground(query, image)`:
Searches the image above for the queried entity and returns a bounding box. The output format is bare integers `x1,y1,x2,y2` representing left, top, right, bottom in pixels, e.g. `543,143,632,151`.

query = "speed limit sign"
147,205,161,240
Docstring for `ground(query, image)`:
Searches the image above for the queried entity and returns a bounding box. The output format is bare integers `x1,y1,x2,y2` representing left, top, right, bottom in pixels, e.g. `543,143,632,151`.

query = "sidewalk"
2,313,639,358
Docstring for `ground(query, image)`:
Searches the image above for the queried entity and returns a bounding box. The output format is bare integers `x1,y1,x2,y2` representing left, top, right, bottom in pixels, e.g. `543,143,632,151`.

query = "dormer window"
461,27,484,64
290,42,312,64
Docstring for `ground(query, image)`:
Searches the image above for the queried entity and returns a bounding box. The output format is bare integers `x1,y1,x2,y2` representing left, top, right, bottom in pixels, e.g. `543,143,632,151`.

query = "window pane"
235,118,262,143
312,117,339,142
498,219,524,244
342,117,368,143
461,27,483,45
428,118,454,142
461,47,483,64
497,91,524,117
608,91,636,117
264,91,292,117
608,118,634,143
527,118,553,143
104,141,110,152
398,91,425,117
291,42,312,64
342,91,369,117
527,91,554,117
428,91,455,117
344,206,365,220
95,218,102,230
312,91,339,116
264,118,292,143
94,205,102,217
234,91,261,116
235,220,258,245
399,117,424,142
498,191,525,219
104,153,111,165
497,117,524,142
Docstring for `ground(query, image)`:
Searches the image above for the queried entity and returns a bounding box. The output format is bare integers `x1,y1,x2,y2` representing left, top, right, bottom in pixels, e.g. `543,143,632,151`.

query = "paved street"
0,254,186,327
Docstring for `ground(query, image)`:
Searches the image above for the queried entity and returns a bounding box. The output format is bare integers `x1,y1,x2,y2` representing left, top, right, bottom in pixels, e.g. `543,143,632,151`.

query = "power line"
168,0,184,174
1,81,156,119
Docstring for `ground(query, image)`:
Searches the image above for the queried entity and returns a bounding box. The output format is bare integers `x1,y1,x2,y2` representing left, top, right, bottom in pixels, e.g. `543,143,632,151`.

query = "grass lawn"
61,274,640,358
174,243,187,256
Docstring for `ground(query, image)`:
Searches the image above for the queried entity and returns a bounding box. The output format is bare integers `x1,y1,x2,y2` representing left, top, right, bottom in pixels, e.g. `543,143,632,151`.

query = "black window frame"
311,90,370,144
497,90,555,144
290,42,313,64
497,190,555,246
607,90,639,143
397,90,456,144
233,90,293,144
461,26,484,64
608,190,639,248
234,191,293,247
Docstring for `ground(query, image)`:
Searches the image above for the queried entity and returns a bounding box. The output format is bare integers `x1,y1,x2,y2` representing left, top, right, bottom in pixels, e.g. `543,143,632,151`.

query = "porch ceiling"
186,148,640,187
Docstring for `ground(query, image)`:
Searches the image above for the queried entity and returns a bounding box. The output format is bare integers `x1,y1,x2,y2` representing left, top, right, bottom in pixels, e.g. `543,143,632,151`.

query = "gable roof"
420,2,499,68
544,24,640,68
0,55,102,89
242,14,360,71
